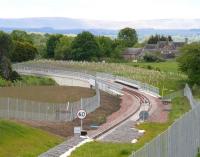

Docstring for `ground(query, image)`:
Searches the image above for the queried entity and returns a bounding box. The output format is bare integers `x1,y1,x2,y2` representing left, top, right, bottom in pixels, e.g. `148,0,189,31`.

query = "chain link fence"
0,83,100,122
130,84,200,157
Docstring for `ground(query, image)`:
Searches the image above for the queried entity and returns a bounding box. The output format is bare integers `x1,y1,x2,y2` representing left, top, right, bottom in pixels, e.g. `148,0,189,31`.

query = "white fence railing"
130,84,200,157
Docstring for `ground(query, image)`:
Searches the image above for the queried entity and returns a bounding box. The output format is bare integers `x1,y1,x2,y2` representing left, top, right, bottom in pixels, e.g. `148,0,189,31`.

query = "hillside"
0,120,63,157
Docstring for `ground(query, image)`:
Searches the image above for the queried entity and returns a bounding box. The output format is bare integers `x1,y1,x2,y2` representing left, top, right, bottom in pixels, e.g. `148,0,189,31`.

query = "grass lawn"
0,86,95,103
70,96,190,157
127,60,179,73
0,120,63,157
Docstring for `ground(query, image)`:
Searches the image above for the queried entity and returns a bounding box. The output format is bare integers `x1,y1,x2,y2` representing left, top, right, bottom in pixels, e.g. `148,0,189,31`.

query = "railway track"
92,86,152,140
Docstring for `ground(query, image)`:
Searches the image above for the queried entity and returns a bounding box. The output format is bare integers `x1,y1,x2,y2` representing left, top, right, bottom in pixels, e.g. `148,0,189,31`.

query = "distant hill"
1,17,200,29
1,17,200,42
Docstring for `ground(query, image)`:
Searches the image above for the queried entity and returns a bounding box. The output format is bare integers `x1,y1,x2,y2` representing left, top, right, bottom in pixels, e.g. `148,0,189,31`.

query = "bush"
0,77,11,87
177,43,200,85
10,41,38,62
143,54,164,62
147,65,153,70
10,71,21,81
155,67,161,71
197,148,200,157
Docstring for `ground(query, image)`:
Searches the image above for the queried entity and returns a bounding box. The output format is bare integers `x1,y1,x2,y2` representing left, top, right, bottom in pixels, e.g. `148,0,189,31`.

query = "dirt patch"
0,86,95,103
14,91,120,137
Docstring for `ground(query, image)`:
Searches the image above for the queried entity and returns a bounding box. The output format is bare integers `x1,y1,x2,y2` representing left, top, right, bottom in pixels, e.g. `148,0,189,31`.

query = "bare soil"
0,86,95,103
14,91,121,137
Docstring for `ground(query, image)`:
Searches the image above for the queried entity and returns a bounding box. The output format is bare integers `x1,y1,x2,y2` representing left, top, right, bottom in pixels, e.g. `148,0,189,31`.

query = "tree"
0,31,14,80
30,33,48,58
54,36,73,60
10,30,33,44
46,34,63,58
111,39,125,59
10,41,38,62
148,35,173,44
0,56,12,80
71,31,100,61
0,31,13,58
118,27,138,47
177,43,200,85
96,36,113,58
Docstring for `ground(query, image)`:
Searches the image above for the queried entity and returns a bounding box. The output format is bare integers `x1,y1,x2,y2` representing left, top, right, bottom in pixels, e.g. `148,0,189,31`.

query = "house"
122,38,187,60
122,48,143,60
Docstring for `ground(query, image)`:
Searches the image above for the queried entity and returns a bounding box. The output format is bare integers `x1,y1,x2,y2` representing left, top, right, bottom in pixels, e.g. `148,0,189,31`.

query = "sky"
0,0,200,21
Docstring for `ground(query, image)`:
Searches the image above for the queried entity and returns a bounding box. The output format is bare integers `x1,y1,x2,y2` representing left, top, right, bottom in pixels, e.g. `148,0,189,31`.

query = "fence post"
7,98,10,118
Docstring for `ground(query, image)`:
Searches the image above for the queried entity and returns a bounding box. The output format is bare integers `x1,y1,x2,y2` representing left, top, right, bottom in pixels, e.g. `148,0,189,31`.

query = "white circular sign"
77,110,87,119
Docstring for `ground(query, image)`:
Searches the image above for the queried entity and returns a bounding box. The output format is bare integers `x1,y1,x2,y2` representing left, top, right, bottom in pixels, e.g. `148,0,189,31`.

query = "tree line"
0,28,138,80
1,28,199,86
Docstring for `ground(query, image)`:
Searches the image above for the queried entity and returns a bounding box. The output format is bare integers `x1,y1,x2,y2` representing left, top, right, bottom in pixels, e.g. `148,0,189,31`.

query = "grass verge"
0,120,63,157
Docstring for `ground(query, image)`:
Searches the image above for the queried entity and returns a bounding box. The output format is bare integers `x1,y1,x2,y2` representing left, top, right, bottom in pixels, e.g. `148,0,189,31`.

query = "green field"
70,96,190,157
0,120,63,157
127,60,179,73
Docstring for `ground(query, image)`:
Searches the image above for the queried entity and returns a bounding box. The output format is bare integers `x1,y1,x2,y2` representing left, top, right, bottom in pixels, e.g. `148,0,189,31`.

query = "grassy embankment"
0,120,63,157
0,75,56,87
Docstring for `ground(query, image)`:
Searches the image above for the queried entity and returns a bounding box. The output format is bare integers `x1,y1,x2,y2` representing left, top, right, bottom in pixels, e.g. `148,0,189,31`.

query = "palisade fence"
12,63,159,96
130,84,200,157
0,83,100,122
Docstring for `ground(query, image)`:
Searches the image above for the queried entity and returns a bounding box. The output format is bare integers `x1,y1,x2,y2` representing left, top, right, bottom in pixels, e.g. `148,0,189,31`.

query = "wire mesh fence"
162,89,184,100
13,62,160,96
130,84,200,157
0,84,100,122
13,64,123,95
184,84,200,109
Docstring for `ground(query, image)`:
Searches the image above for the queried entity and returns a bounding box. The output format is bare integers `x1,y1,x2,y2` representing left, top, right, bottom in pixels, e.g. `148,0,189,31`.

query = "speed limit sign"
77,110,87,119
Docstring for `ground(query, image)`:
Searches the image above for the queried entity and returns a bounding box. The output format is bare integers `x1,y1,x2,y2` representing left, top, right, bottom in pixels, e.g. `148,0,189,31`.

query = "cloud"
0,0,199,20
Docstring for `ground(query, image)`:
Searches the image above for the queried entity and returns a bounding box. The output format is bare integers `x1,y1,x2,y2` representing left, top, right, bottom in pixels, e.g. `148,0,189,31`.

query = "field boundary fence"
130,84,200,157
0,82,100,122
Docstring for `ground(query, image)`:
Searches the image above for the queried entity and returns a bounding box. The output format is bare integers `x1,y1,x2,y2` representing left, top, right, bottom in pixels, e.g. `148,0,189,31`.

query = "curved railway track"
92,86,152,140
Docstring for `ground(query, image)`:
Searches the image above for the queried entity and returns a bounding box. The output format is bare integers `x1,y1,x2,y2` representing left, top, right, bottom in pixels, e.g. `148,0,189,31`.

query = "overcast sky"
0,0,199,21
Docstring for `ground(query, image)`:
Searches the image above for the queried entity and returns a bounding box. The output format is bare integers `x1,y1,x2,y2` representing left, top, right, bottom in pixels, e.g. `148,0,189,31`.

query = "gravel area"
99,120,142,143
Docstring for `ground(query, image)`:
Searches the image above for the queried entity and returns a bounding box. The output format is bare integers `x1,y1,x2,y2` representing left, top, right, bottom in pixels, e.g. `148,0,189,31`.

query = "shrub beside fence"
130,84,200,157
0,83,100,122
